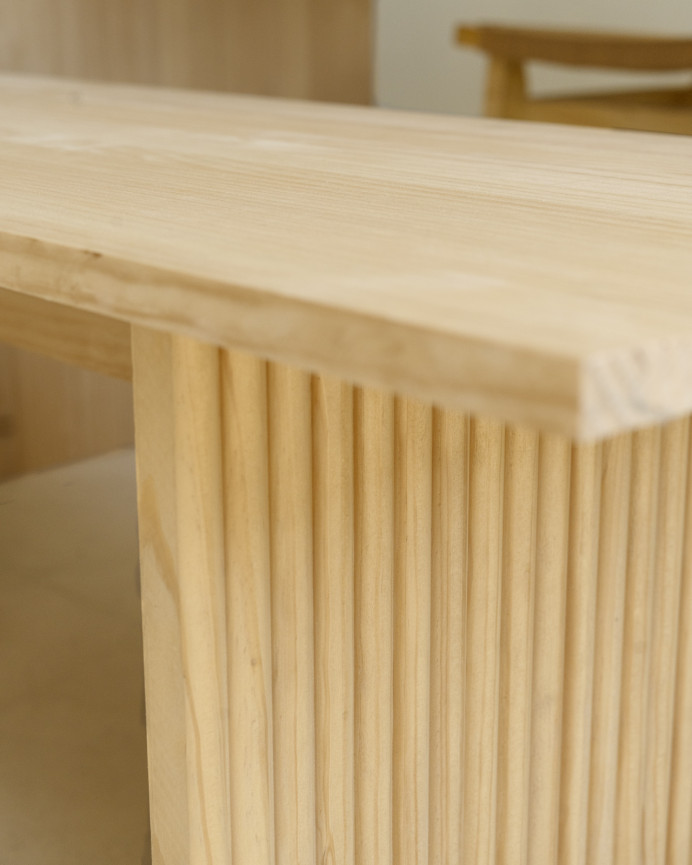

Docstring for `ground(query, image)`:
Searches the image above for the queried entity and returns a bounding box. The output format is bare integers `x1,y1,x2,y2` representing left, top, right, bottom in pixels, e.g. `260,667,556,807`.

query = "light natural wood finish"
496,425,538,865
171,335,232,865
222,350,275,865
644,418,690,864
587,434,632,865
0,289,131,379
527,433,571,864
393,398,432,865
267,363,316,865
0,0,371,479
313,375,355,865
4,78,692,437
463,417,504,865
129,329,692,865
354,387,394,865
560,442,602,865
132,328,190,865
614,427,660,865
428,409,467,865
668,429,692,862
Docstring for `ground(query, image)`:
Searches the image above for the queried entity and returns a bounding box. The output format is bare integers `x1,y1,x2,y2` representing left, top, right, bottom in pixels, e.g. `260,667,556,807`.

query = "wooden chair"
456,25,692,133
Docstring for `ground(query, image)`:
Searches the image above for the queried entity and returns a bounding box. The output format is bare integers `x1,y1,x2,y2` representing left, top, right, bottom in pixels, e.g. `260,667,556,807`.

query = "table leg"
132,326,692,865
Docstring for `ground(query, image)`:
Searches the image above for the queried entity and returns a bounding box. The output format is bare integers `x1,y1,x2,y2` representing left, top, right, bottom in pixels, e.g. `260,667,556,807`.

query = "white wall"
375,0,692,116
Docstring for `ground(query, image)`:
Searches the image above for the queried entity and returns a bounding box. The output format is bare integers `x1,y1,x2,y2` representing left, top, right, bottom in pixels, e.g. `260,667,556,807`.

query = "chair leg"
484,57,526,118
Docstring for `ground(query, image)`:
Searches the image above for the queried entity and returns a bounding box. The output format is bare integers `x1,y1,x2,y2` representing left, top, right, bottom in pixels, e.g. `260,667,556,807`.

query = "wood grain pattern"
527,433,571,865
268,364,316,865
559,442,602,865
644,418,690,865
0,288,131,379
614,427,661,865
464,417,504,865
222,350,275,865
133,340,692,865
313,375,355,865
354,387,394,865
0,0,371,478
3,78,692,437
393,398,432,865
132,327,190,865
667,427,692,864
171,335,232,865
428,409,467,865
496,425,538,865
587,434,632,864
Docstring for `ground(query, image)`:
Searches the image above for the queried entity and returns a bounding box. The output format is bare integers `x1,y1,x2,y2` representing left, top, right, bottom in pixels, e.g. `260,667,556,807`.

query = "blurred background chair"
456,24,692,133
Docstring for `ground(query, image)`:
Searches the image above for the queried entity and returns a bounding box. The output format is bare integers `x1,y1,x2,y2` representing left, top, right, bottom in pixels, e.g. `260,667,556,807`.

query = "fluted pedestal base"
133,327,692,865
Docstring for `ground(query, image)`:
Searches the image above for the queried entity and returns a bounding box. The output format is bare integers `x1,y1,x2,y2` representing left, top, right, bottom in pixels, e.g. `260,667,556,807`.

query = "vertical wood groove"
559,441,602,865
644,418,690,865
393,397,433,865
135,345,692,865
171,335,232,865
428,409,468,865
268,363,317,865
313,375,356,865
587,434,633,865
527,432,571,865
133,327,190,865
222,350,275,865
354,387,394,865
666,427,692,864
463,417,505,865
496,425,539,865
614,426,661,865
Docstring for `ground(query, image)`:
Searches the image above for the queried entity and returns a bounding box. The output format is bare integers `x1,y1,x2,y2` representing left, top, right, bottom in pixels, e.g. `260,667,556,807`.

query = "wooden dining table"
2,73,692,865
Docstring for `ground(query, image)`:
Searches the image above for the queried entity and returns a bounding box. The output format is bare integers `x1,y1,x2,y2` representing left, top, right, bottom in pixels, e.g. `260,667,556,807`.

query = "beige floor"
0,450,150,864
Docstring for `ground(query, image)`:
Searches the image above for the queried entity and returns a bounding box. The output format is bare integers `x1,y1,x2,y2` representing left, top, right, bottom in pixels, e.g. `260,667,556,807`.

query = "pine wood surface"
0,0,371,479
0,289,132,379
132,330,692,865
2,76,692,438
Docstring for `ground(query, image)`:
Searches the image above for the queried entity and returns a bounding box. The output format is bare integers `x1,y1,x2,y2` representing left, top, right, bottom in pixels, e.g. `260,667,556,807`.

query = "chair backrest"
456,24,692,134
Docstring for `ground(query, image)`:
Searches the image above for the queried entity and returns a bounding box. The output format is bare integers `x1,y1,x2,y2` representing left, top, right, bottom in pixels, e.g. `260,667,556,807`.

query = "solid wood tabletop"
1,74,692,438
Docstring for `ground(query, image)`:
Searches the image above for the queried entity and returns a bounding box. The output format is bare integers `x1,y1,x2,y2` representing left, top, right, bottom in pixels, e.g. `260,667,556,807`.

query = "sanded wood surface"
131,333,692,865
0,0,370,479
1,76,692,438
0,289,131,379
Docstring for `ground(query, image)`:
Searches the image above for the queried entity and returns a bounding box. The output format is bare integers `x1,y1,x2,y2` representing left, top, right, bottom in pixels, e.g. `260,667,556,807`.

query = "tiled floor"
0,450,150,864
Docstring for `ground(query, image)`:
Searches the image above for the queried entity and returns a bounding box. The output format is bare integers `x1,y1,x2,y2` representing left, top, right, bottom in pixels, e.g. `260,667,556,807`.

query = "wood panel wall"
0,0,372,478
